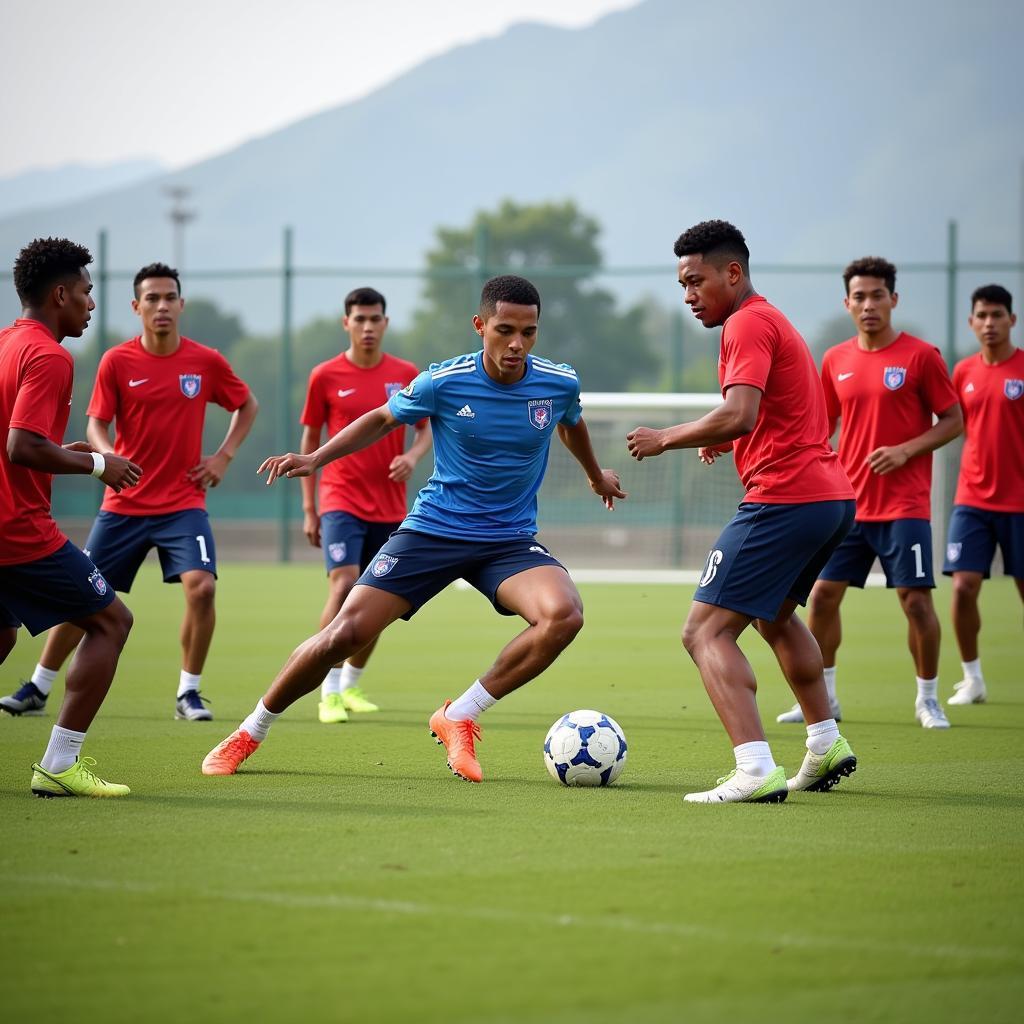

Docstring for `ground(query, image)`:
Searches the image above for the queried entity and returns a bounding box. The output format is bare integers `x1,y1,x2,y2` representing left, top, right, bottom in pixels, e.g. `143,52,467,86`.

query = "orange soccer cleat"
428,700,483,783
201,729,261,776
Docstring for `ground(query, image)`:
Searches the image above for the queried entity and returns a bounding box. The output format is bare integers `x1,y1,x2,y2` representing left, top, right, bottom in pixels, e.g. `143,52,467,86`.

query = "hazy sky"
0,0,635,179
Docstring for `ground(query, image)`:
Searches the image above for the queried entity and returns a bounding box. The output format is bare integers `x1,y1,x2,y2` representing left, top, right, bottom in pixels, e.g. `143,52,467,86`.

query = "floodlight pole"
164,185,197,272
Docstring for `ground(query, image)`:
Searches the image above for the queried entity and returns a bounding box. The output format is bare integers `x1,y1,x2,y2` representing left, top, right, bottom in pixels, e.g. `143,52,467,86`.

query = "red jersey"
952,348,1024,511
719,296,853,504
88,336,250,516
300,352,420,522
822,333,958,521
0,320,74,565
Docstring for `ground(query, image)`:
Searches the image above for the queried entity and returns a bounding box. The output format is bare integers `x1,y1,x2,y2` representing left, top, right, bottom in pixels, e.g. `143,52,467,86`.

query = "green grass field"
1,567,1022,1023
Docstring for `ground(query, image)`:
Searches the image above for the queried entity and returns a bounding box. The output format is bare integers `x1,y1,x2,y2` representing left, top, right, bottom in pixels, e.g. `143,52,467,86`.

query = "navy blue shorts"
84,509,217,591
695,500,856,622
321,511,401,574
356,529,569,619
943,505,1024,579
819,518,934,588
0,541,115,635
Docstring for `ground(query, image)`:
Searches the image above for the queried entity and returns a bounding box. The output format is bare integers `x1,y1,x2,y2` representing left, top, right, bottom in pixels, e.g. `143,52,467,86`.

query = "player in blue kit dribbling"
202,275,626,782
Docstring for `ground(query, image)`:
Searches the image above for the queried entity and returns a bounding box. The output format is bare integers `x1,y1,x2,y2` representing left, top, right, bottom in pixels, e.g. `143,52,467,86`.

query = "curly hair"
479,275,541,318
673,220,750,273
13,237,92,306
133,262,181,298
971,283,1012,315
843,256,896,295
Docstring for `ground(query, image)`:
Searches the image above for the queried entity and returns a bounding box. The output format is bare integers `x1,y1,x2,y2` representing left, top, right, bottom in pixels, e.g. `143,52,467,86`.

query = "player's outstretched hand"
303,510,321,548
258,452,315,486
866,444,909,476
590,469,627,510
388,453,415,483
698,443,732,465
189,452,232,489
63,441,96,454
626,426,665,461
101,454,142,492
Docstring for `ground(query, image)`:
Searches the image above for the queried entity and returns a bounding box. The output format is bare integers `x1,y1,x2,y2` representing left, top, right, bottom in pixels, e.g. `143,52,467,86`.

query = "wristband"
90,452,106,478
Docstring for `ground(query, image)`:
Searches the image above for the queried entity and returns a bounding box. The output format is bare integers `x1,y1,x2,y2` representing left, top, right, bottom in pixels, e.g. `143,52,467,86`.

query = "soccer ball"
543,709,628,787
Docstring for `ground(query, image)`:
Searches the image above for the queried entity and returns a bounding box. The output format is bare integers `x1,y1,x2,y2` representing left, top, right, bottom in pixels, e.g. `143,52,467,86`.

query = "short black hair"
479,275,541,318
13,237,92,306
133,262,181,298
344,287,387,315
843,256,896,295
673,220,750,274
971,283,1013,315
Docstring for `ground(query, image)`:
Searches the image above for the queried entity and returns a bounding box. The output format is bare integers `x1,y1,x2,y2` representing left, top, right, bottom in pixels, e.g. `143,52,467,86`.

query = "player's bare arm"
627,385,761,461
556,418,627,510
7,426,141,491
85,416,115,454
866,402,963,475
388,421,433,483
299,423,323,547
259,402,400,486
189,392,259,489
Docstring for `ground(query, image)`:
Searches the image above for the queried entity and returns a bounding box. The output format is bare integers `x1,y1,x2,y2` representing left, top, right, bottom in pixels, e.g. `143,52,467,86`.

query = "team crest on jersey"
1004,379,1023,401
946,543,962,563
87,569,108,596
371,554,399,577
385,382,404,399
328,542,347,563
528,398,553,430
179,373,202,399
883,366,906,391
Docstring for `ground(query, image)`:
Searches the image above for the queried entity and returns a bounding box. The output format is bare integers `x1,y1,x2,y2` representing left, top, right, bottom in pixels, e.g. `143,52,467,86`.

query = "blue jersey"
387,351,583,540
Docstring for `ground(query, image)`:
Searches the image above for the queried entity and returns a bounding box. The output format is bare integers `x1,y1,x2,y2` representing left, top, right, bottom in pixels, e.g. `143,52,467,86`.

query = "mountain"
0,0,1020,348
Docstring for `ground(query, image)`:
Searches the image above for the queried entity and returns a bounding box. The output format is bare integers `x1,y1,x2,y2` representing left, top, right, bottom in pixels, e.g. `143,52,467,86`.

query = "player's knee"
681,620,702,658
319,617,364,662
899,589,934,622
952,575,981,601
540,602,583,649
187,576,217,607
808,588,839,620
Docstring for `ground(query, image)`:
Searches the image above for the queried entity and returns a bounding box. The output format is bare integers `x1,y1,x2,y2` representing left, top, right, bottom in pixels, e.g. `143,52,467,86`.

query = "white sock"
445,680,497,722
177,671,201,698
321,667,343,699
339,663,365,692
733,740,776,778
240,699,280,742
961,659,983,682
806,718,839,755
31,663,59,696
916,676,938,703
40,725,86,774
823,666,837,701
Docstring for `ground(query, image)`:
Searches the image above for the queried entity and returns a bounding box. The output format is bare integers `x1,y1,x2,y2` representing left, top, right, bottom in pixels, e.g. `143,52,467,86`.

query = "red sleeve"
210,352,250,412
299,367,325,429
721,310,773,392
820,350,840,420
951,359,965,399
920,346,959,414
10,349,73,437
86,350,119,422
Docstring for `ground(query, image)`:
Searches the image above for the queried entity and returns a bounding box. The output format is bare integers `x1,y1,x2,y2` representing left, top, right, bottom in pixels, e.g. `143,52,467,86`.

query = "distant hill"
0,0,1020,350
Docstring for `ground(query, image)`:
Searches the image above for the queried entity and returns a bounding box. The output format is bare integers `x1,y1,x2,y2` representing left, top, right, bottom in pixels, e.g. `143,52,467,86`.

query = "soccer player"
0,238,140,797
201,274,625,782
942,284,1023,705
1,263,257,723
775,257,962,730
299,286,430,724
626,220,857,804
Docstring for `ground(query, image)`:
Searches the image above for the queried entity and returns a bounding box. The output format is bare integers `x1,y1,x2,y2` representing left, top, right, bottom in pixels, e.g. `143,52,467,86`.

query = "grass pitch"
1,567,1022,1023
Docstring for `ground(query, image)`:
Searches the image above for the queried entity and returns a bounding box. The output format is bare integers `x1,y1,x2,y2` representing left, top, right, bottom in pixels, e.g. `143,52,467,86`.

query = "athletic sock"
40,725,86,774
823,666,837,702
240,699,280,742
733,740,776,778
916,676,938,704
30,663,59,697
321,667,343,699
177,671,201,698
806,717,839,755
961,659,983,682
445,680,497,722
339,663,365,692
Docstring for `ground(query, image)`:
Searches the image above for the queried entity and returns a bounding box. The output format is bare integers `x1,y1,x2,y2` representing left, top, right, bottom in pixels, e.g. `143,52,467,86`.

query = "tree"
403,200,661,391
180,297,246,354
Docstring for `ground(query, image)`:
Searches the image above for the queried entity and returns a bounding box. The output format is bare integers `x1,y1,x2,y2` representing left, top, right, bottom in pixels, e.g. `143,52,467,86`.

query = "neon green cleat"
787,736,857,792
31,757,130,798
340,686,379,714
683,765,788,804
318,692,349,724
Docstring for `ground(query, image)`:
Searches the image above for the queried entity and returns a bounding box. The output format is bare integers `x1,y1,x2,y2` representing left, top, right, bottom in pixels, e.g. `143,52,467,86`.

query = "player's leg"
0,624,17,663
316,565,361,722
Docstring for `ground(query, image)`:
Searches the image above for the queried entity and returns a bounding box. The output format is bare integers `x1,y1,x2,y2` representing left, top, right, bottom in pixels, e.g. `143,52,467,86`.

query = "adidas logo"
457,405,476,418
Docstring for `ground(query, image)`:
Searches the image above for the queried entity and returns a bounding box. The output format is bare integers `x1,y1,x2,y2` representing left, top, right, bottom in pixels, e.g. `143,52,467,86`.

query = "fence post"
96,229,108,359
475,220,490,299
945,219,958,365
278,225,294,563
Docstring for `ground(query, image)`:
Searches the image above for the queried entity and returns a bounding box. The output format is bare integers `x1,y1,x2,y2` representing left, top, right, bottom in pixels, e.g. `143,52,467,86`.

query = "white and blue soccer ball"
543,709,628,787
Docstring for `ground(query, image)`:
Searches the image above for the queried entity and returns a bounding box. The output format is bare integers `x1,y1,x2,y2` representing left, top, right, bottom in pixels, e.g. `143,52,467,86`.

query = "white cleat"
683,766,788,804
915,698,951,729
947,678,987,706
776,698,842,724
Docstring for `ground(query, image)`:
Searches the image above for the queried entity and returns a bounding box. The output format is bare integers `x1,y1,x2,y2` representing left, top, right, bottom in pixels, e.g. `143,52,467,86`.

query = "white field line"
25,874,1020,965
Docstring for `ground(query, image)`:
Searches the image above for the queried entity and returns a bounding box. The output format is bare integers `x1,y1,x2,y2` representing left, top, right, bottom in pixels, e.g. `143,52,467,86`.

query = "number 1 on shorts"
910,542,924,579
196,535,211,564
